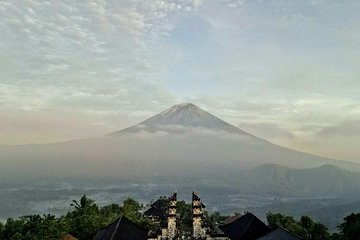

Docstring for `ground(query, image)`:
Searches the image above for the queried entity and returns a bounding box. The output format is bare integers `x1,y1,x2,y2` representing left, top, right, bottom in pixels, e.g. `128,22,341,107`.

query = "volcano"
114,103,252,135
0,103,359,181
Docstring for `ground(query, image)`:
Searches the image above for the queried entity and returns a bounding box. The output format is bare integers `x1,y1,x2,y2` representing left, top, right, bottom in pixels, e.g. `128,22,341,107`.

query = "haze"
0,0,359,162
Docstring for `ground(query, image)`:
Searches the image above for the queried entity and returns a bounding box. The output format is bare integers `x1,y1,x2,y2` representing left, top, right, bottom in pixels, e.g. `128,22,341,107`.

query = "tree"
2,218,26,240
338,213,360,240
70,195,98,214
0,222,4,239
330,233,346,240
122,198,143,219
267,212,330,240
267,212,305,236
100,203,122,221
0,196,150,239
1,215,69,240
123,198,153,229
310,222,330,240
208,211,228,225
177,200,192,226
66,195,102,240
10,232,23,240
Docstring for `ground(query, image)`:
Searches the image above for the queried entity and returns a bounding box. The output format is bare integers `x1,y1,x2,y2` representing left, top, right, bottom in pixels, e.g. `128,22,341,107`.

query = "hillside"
237,164,360,197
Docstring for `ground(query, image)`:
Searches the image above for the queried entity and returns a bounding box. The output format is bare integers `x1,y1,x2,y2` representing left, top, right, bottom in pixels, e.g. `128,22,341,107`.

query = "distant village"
91,191,302,240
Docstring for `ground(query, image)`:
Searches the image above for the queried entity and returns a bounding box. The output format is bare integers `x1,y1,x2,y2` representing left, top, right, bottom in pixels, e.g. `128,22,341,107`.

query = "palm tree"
70,195,95,213
68,195,100,240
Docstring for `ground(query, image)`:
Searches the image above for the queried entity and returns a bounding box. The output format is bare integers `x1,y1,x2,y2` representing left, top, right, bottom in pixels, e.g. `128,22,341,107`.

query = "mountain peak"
142,102,225,128
158,103,205,117
172,102,197,108
115,103,250,135
159,103,202,117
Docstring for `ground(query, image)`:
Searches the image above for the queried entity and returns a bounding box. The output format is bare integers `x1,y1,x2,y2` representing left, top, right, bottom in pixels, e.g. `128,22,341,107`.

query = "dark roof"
224,215,241,225
219,213,271,240
144,199,168,218
257,227,303,240
93,216,148,240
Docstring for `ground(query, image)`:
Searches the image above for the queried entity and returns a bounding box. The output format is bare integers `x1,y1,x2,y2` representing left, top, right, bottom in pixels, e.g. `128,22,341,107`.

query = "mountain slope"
0,103,359,181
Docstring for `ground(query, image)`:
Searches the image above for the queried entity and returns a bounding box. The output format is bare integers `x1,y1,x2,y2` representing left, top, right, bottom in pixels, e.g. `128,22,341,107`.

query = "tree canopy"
0,195,151,240
338,213,360,240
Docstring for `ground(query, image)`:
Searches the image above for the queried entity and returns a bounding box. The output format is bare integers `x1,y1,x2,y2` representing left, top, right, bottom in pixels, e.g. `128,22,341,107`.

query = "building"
219,213,302,240
93,215,149,240
219,213,271,240
144,198,168,220
257,226,302,240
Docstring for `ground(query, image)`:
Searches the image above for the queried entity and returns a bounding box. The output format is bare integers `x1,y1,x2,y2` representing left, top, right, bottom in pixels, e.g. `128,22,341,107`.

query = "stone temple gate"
192,192,207,239
150,191,208,240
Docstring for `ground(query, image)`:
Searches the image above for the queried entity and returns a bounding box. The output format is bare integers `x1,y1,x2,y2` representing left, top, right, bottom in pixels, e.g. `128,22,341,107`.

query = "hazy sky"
0,0,359,162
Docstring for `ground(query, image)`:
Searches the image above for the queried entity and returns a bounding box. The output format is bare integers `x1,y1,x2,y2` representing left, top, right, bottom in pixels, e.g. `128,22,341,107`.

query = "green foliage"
65,195,103,240
0,195,151,240
3,218,25,240
208,211,228,225
99,203,122,221
65,195,151,240
330,233,346,240
0,222,4,239
121,198,152,229
2,215,69,240
338,213,360,240
177,200,192,226
267,212,330,240
122,198,143,221
267,212,306,237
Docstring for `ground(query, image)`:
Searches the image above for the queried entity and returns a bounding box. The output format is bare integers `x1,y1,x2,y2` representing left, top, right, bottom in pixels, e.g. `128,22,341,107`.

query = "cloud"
121,124,256,143
238,121,295,143
0,0,203,132
187,94,360,161
0,108,114,145
219,0,247,9
294,119,360,161
0,0,359,162
318,120,360,138
0,0,208,144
